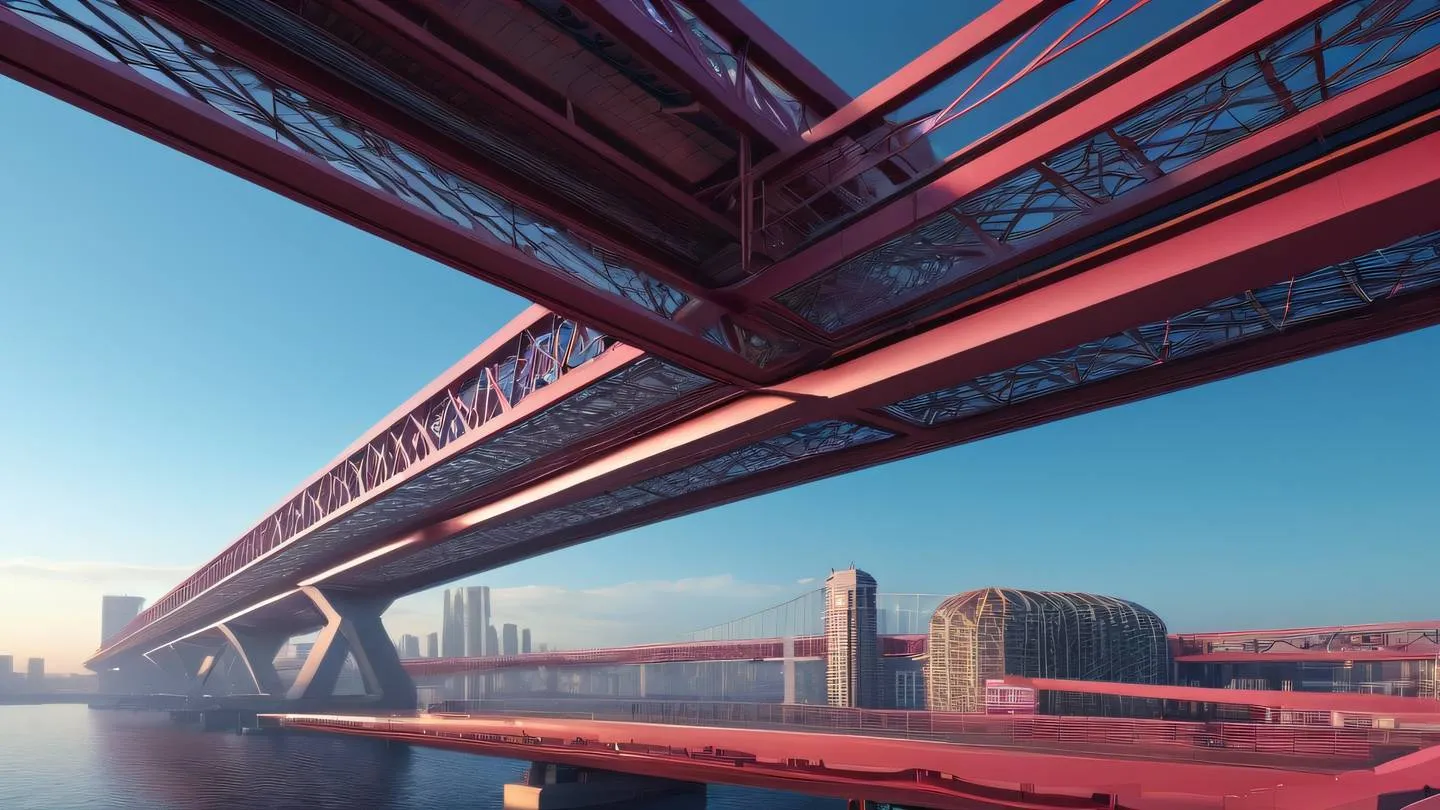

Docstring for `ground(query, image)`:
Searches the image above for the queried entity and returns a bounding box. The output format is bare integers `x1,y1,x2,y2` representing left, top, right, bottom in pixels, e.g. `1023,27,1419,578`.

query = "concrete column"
217,624,287,696
286,586,416,709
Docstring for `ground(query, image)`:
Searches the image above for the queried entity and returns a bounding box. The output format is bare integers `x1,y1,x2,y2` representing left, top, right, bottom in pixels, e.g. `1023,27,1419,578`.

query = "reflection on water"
0,706,843,809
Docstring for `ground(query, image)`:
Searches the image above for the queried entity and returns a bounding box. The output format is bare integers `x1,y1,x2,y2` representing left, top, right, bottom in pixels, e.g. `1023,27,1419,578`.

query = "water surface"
0,705,844,809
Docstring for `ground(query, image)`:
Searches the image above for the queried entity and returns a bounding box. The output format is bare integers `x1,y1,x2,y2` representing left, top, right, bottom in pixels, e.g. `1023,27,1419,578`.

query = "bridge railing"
421,698,1440,764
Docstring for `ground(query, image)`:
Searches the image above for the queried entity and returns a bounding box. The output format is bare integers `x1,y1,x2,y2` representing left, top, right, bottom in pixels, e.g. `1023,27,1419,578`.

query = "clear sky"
3,1,1440,674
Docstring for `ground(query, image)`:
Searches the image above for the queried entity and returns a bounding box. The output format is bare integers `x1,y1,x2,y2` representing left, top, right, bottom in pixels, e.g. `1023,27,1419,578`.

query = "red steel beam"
1176,650,1440,663
313,120,1440,596
334,0,737,232
88,312,728,663
742,0,1356,308
0,4,767,385
778,0,1070,159
1010,677,1440,716
89,117,1440,659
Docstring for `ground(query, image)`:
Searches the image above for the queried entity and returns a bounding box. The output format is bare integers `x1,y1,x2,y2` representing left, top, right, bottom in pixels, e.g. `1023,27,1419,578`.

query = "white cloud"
386,574,797,650
795,577,816,586
0,557,192,586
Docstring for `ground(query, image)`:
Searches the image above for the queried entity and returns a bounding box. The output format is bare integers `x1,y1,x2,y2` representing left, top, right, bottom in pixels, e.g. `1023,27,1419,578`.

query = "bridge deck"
264,709,1440,809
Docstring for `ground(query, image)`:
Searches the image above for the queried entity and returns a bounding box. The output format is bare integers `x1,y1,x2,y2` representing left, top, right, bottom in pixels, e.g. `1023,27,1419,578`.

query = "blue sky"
3,0,1440,672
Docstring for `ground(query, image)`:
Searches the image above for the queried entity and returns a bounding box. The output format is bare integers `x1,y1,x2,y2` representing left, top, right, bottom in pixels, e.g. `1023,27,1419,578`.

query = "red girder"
765,0,1071,169
83,109,1440,667
308,121,1440,599
0,1,798,384
399,633,925,677
742,0,1440,336
270,710,1440,808
1008,676,1440,717
89,306,727,664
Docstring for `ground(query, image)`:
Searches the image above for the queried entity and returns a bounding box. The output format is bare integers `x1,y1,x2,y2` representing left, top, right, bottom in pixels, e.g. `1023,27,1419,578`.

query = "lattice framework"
778,0,1440,333
928,588,1170,715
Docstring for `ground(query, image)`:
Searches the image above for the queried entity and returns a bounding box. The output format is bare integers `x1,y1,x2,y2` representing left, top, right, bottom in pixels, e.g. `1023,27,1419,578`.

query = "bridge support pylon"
215,623,286,697
145,638,225,698
287,586,416,710
504,762,702,809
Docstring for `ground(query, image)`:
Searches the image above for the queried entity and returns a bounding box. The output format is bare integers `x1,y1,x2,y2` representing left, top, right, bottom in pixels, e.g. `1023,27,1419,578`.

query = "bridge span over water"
4,0,1438,728
265,677,1440,810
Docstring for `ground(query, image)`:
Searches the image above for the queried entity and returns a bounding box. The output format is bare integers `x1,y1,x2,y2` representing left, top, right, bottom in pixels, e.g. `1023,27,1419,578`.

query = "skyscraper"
521,628,532,654
485,625,499,658
101,595,145,646
442,586,491,657
824,566,879,708
425,632,438,658
502,623,519,656
398,634,420,659
0,655,12,692
26,658,44,690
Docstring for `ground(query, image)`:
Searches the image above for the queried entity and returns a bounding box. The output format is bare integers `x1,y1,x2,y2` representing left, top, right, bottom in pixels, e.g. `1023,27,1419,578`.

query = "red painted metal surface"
0,1,802,383
266,710,1440,809
400,634,925,677
750,1,1440,335
10,0,1432,671
84,117,1440,666
1009,677,1440,717
316,125,1440,598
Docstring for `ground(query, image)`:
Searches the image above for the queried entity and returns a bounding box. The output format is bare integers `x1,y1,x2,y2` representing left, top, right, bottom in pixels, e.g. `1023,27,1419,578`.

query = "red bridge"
263,678,1440,809
5,1,1440,804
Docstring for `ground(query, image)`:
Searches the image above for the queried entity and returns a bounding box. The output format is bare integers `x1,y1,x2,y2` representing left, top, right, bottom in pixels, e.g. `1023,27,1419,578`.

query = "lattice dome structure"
926,588,1170,716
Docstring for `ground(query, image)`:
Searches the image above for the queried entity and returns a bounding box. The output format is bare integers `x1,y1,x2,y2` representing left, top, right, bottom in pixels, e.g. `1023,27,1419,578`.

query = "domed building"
926,588,1169,715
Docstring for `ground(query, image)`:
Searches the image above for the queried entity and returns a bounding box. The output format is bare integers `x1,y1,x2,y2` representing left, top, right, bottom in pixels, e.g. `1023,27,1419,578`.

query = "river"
0,705,845,809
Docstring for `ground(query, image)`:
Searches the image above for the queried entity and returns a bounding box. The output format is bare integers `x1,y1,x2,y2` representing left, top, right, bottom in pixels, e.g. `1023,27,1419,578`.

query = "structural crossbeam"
745,0,1440,336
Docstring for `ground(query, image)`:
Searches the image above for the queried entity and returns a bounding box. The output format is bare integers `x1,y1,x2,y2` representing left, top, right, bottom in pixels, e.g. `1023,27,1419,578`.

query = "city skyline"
5,0,1440,677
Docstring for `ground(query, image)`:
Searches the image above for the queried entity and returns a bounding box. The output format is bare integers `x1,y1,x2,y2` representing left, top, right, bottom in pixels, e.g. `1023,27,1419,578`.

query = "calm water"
0,705,844,810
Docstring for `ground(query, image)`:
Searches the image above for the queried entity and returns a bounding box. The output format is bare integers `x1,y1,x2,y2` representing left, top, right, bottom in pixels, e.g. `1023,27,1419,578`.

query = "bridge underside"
0,0,1431,669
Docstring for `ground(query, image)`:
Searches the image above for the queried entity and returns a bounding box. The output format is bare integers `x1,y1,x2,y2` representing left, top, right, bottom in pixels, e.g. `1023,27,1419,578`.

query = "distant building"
824,566,880,708
926,588,1169,715
442,586,491,657
502,624,519,656
26,658,44,690
100,595,145,646
538,643,549,653
521,628,532,655
0,655,12,692
425,632,439,658
486,625,499,658
398,634,420,659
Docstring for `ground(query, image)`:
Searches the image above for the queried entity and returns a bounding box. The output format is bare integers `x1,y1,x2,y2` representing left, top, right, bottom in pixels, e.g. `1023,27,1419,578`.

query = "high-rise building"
521,628,532,654
0,655,12,692
442,586,491,657
425,632,438,658
26,658,44,690
485,625,499,658
100,595,145,646
398,634,420,659
824,566,879,708
502,623,519,656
